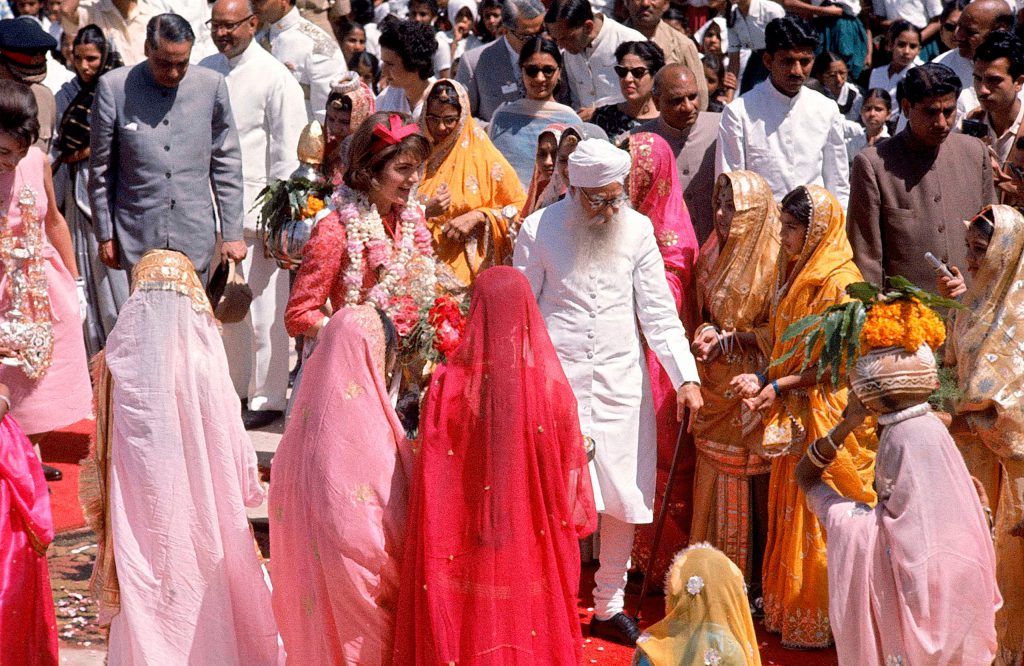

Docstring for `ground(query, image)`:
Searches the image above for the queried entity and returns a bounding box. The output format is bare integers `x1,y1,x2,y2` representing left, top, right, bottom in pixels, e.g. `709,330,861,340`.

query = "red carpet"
38,418,93,534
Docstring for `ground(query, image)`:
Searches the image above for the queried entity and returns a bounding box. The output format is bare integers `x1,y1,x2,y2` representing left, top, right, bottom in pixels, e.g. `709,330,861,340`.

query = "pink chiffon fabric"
0,413,58,665
806,411,1000,665
0,147,91,434
102,279,280,664
628,132,700,583
269,305,413,665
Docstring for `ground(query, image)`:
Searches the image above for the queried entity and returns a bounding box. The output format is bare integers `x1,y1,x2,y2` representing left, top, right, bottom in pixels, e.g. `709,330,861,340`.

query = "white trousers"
593,514,636,620
223,235,290,412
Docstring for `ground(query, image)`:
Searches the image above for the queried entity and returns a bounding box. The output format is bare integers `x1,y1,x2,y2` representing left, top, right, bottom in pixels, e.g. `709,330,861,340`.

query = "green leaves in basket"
252,177,332,234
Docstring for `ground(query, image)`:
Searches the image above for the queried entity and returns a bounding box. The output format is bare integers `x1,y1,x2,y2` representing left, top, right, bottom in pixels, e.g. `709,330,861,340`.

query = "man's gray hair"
146,13,196,50
501,0,545,33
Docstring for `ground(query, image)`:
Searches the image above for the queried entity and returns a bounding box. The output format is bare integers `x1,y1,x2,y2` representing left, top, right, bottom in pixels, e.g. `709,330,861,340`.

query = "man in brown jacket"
848,62,996,291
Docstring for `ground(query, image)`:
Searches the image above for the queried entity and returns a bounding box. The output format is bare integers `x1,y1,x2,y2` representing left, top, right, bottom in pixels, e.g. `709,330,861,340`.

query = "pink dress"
0,147,91,434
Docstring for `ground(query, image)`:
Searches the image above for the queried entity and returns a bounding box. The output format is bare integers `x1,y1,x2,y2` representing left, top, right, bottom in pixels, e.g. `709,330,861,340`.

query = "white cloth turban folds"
567,139,632,188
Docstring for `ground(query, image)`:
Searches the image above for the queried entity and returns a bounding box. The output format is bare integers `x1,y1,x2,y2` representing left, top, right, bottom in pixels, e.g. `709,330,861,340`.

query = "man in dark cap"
0,18,57,151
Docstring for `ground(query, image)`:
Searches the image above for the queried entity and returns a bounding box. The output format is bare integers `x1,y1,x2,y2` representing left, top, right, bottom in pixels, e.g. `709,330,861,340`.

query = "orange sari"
758,185,876,648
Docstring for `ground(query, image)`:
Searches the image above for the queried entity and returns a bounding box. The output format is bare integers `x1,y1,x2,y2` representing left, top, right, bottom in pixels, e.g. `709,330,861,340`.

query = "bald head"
957,0,1014,59
652,64,700,131
211,0,259,59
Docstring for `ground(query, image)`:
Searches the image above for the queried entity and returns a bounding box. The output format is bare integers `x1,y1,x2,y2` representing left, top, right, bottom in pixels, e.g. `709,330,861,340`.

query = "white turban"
567,139,632,188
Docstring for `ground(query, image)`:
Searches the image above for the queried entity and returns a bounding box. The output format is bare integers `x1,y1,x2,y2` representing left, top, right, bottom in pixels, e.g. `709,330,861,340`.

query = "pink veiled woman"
270,304,412,664
0,398,58,666
83,250,279,664
627,132,700,585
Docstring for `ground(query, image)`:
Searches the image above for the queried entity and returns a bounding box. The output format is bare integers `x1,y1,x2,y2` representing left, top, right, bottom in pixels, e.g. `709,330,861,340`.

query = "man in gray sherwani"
90,13,247,278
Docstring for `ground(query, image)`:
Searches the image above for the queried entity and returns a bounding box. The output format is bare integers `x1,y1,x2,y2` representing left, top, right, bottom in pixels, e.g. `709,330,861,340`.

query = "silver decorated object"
0,186,54,379
263,121,325,270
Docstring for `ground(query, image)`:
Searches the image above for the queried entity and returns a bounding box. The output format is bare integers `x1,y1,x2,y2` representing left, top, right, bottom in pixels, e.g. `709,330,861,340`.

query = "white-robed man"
201,0,307,429
513,139,703,646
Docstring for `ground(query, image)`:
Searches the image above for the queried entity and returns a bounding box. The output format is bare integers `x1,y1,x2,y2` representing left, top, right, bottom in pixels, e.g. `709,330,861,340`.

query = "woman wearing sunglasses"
489,35,581,187
591,40,665,146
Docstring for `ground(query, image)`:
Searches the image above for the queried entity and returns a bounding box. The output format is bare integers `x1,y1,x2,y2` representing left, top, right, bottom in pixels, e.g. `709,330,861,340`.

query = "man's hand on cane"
676,382,703,432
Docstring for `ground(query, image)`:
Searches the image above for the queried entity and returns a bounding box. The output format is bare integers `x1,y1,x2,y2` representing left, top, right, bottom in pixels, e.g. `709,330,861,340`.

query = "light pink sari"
806,410,1000,665
269,305,413,665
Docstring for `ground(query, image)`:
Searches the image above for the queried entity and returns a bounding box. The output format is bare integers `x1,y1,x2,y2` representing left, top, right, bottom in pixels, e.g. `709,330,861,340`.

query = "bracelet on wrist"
755,371,767,387
770,379,781,396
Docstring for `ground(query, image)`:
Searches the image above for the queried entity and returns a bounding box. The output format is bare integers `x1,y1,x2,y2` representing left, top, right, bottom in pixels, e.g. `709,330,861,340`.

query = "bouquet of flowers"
401,294,470,364
773,276,961,389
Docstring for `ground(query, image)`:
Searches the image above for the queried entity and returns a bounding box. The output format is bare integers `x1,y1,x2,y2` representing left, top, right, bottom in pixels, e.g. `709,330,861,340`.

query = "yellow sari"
691,171,779,579
759,185,876,648
418,79,527,287
948,204,1024,666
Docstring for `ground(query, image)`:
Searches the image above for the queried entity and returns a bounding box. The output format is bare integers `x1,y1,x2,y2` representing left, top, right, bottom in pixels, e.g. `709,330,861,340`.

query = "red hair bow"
371,113,419,151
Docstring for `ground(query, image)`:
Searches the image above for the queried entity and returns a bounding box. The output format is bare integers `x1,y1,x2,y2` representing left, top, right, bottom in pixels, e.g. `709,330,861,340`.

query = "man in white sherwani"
513,139,703,646
201,0,307,429
253,0,346,123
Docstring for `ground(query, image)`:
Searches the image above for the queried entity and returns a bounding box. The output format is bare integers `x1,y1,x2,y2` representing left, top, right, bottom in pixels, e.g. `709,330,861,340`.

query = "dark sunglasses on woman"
614,65,649,79
523,64,558,78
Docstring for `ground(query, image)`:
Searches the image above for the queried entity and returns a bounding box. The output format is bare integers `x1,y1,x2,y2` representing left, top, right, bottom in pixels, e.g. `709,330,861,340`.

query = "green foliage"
252,177,333,235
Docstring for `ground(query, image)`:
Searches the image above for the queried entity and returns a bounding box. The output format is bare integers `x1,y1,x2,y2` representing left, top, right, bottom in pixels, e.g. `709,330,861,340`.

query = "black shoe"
43,464,62,482
288,365,298,388
589,612,641,646
242,409,283,430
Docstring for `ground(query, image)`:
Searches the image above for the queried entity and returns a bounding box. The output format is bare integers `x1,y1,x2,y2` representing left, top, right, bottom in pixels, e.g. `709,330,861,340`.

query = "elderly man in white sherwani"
201,0,307,429
513,139,703,646
254,0,346,124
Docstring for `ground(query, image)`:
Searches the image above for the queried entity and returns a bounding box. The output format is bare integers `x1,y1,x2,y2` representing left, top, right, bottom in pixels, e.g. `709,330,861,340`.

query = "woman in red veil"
393,266,597,665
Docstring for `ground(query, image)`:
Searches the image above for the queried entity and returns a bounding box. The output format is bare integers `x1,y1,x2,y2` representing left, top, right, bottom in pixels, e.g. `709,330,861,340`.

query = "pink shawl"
270,305,413,665
806,410,1000,665
0,413,57,665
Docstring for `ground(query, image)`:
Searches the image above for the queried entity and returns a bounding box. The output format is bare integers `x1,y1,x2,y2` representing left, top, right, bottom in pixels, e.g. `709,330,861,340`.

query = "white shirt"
200,41,307,233
562,15,646,109
267,7,347,124
932,48,974,90
42,52,75,96
844,122,890,163
871,0,941,29
717,79,850,207
433,30,452,76
727,0,785,80
513,197,699,523
868,57,923,98
375,77,437,120
835,81,863,121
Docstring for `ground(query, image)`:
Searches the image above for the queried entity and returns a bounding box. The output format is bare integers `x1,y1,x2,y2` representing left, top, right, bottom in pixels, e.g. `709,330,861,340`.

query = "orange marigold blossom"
860,299,945,352
301,195,326,219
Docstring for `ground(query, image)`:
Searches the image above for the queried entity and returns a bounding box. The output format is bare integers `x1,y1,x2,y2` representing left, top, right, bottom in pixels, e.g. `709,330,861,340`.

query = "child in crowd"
813,51,863,121
845,87,892,162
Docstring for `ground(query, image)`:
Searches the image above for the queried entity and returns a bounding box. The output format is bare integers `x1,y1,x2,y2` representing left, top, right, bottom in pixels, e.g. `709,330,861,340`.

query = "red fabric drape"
393,266,597,665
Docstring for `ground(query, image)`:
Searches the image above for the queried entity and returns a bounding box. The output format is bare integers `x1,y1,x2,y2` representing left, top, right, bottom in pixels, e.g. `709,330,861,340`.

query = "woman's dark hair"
326,90,353,112
702,20,722,40
781,186,813,226
615,40,665,77
886,19,922,46
0,80,40,148
811,51,845,81
426,80,462,113
663,6,689,32
409,0,440,17
73,23,109,50
351,0,375,26
375,307,398,361
765,16,818,54
344,111,431,191
940,0,969,23
348,50,380,88
970,207,996,239
476,0,501,41
378,19,437,80
332,17,364,43
863,87,893,111
518,35,563,68
703,53,726,83
901,62,962,105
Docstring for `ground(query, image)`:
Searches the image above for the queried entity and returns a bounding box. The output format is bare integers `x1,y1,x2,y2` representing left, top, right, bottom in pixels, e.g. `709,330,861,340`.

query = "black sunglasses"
523,64,558,78
614,65,650,79
942,21,957,31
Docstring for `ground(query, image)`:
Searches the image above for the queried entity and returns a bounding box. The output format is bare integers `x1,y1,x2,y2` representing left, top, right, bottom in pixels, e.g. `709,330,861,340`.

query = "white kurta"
717,79,850,208
267,7,347,123
513,199,700,524
562,16,646,109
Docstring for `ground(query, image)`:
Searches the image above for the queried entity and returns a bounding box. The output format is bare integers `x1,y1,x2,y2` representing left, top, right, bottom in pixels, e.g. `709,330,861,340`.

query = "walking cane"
633,409,691,622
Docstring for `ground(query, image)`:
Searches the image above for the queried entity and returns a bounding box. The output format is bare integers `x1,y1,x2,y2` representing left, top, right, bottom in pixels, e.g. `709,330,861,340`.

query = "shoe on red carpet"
590,612,641,646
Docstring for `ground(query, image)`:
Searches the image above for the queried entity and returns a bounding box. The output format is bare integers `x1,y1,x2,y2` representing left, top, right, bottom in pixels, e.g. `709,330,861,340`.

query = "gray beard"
566,191,628,278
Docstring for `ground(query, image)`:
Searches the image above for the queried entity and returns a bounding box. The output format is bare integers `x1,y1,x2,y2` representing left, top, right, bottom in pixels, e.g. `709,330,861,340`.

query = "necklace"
877,402,931,426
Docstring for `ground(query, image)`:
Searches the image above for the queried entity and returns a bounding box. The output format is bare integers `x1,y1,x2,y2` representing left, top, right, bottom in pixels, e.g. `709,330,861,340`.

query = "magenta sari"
628,132,700,583
0,413,58,665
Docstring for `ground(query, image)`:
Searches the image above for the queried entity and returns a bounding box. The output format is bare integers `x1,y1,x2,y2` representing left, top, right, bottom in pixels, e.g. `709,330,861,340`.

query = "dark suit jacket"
847,130,995,290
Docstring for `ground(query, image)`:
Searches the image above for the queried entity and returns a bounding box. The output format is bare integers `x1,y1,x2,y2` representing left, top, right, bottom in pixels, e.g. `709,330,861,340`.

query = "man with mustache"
513,139,703,647
716,16,850,207
848,62,995,291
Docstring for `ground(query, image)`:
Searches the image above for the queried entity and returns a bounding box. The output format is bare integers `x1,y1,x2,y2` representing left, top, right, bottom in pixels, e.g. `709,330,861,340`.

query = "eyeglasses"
942,21,958,31
582,191,628,209
510,26,544,41
425,113,461,127
523,64,558,78
206,14,254,33
614,65,650,79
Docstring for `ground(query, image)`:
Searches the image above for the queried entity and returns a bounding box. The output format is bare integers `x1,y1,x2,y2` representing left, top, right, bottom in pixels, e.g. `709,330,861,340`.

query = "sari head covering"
523,122,568,215
270,304,412,665
635,544,761,666
393,266,597,665
807,409,999,665
0,412,57,664
532,122,610,212
84,250,279,662
56,26,123,161
418,79,527,286
699,171,780,334
952,204,1024,460
324,72,377,179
